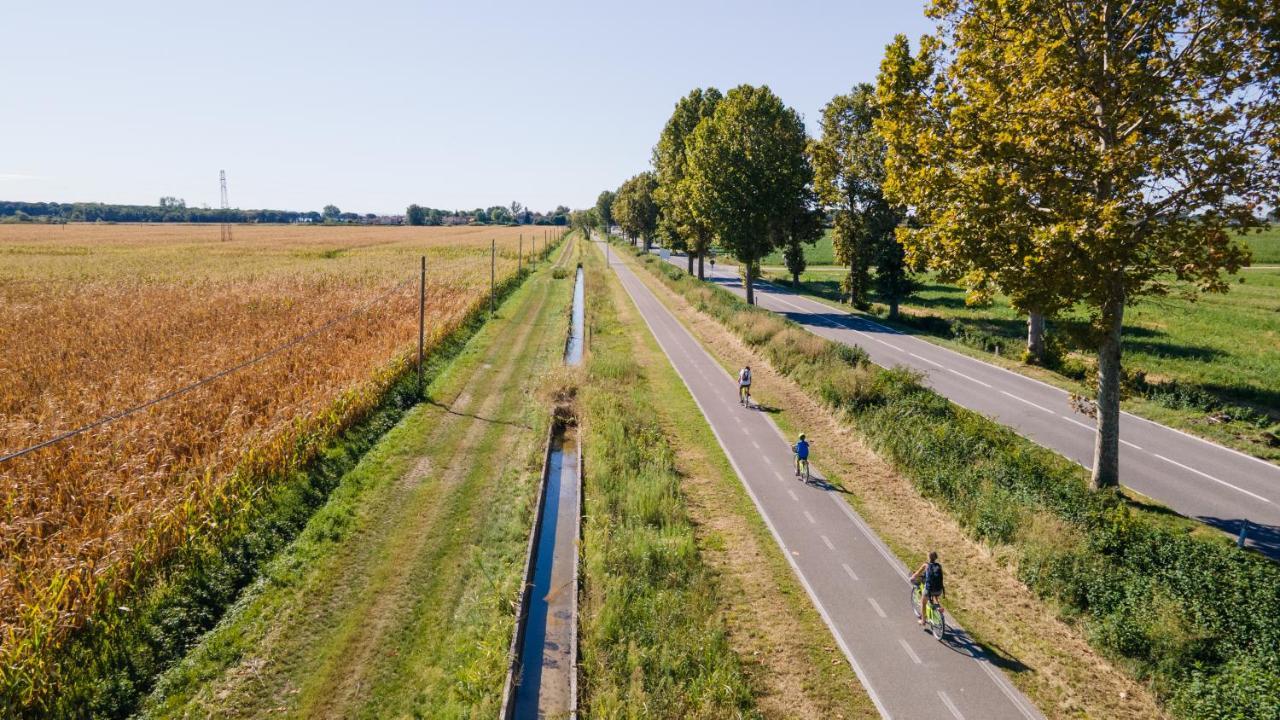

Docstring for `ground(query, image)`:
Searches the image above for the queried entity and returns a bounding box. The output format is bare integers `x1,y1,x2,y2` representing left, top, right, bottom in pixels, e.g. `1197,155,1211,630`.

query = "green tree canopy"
684,84,813,304
613,172,659,249
595,190,616,231
405,204,426,226
570,207,600,239
654,87,723,277
811,82,913,315
877,2,1280,488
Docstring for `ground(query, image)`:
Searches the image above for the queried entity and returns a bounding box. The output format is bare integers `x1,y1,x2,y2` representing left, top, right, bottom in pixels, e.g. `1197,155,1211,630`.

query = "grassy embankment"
624,239,1280,720
761,228,1280,463
0,225,556,717
577,238,759,717
140,236,576,718
583,240,877,718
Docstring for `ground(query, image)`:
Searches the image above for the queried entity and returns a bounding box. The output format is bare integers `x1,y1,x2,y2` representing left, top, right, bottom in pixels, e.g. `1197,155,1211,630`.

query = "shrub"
619,239,1280,720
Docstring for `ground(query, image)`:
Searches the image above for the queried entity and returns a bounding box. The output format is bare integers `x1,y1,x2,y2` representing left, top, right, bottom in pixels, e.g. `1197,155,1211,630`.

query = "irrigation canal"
507,265,584,718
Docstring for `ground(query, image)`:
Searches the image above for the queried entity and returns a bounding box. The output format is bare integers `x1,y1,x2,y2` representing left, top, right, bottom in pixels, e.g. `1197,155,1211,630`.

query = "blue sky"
1,1,934,215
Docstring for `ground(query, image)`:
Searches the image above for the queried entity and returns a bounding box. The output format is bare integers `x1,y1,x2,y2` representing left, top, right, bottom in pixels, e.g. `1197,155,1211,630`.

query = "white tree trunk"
1091,297,1124,489
1027,311,1046,363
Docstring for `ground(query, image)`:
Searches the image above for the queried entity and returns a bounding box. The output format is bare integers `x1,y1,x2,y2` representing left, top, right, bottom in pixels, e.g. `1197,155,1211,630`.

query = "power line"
0,276,414,465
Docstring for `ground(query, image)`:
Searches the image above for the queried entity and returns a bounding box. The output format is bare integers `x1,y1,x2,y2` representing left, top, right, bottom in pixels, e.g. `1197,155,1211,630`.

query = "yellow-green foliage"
624,240,1280,720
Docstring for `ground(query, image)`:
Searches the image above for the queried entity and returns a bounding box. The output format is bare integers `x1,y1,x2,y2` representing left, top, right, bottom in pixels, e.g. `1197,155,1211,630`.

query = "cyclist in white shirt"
738,365,752,407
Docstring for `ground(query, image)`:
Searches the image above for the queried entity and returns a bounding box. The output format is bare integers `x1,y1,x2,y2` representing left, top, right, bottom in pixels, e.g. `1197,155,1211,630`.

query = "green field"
762,229,835,265
761,227,1278,268
1243,226,1280,263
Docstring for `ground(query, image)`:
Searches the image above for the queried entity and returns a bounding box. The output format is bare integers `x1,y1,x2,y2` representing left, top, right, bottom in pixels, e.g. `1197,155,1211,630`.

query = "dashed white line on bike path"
605,244,1043,720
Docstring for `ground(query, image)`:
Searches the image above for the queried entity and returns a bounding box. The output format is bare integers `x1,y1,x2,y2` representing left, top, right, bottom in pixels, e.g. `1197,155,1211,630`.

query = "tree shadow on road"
1196,516,1280,559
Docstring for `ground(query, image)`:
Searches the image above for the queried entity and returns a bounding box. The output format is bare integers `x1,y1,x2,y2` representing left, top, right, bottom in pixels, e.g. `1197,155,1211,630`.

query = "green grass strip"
578,246,758,718
620,240,1280,720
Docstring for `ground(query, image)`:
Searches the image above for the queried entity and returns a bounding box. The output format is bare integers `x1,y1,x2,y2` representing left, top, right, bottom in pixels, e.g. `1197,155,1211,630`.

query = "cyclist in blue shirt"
793,433,810,478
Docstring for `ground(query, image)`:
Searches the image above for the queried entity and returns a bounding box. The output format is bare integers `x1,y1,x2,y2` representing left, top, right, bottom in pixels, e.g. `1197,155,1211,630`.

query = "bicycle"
739,385,752,408
793,451,811,482
911,581,947,641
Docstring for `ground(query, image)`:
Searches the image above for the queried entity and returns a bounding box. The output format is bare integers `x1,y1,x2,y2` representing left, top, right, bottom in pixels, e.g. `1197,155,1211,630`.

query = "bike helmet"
798,433,806,440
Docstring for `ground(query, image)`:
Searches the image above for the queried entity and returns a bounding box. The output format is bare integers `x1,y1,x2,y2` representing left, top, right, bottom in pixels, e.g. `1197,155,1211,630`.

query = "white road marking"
977,659,1043,720
828,494,911,581
898,637,923,665
638,252,1047,720
909,352,945,368
698,254,1280,493
1123,408,1280,472
876,338,904,351
615,255,896,719
1000,390,1056,414
842,563,859,581
751,439,761,450
822,534,836,550
939,691,966,719
1152,453,1273,504
867,597,887,618
1121,439,1143,450
947,367,993,388
787,489,799,501
1061,415,1095,431
775,470,788,482
804,511,817,524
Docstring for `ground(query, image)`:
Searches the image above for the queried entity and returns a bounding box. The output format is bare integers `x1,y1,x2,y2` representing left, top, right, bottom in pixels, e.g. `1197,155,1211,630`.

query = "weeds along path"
143,235,577,718
587,242,876,718
617,242,1162,719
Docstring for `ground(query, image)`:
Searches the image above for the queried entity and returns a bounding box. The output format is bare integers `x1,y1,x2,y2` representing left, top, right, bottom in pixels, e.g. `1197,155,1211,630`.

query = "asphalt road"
606,243,1044,720
657,250,1280,558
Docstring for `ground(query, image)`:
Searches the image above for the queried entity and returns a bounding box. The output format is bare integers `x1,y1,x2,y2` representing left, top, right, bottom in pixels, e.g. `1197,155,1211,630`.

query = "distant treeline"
0,199,574,226
405,202,570,226
0,200,326,224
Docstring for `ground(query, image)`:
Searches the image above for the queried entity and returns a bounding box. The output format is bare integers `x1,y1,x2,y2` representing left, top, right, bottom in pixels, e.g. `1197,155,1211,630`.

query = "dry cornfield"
0,222,558,693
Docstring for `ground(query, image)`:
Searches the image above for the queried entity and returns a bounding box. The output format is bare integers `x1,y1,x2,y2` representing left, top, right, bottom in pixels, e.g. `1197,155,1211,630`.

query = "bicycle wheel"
929,605,946,641
911,584,922,621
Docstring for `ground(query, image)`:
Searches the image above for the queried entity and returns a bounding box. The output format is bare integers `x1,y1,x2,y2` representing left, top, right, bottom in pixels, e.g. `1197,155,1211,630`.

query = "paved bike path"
606,244,1042,720
664,252,1280,558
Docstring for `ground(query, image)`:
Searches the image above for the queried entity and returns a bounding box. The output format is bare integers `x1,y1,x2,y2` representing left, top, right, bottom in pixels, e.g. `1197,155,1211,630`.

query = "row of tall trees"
611,172,659,249
635,83,913,309
876,0,1278,488
599,0,1278,491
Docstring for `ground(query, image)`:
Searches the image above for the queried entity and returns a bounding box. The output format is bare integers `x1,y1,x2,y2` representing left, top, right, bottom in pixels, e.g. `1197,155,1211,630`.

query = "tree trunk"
1027,311,1046,364
888,296,899,320
1091,296,1125,489
847,257,857,304
792,271,800,285
745,263,755,305
697,251,705,280
687,249,694,275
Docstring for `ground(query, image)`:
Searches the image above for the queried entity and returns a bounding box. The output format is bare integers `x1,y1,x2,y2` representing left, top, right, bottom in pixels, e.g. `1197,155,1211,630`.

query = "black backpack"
924,562,944,594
